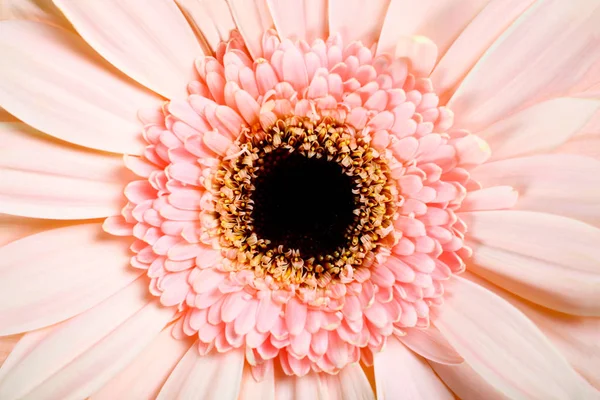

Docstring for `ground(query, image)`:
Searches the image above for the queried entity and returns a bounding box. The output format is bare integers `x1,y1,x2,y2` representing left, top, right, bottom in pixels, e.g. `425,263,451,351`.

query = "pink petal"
0,214,73,247
157,343,244,400
267,0,327,44
239,363,275,400
460,186,518,212
464,210,600,316
435,275,598,399
394,36,438,77
430,360,510,400
328,0,389,48
92,328,194,399
377,0,489,56
2,0,71,29
228,0,273,59
54,0,203,99
0,295,174,399
471,154,600,225
374,336,454,399
480,98,600,161
0,223,142,335
175,0,236,52
449,0,600,131
274,371,326,400
286,297,307,336
431,0,536,99
399,326,463,365
320,362,374,400
0,21,160,154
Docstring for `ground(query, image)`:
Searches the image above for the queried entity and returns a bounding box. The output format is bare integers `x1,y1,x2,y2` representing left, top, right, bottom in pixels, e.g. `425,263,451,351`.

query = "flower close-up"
1,0,599,399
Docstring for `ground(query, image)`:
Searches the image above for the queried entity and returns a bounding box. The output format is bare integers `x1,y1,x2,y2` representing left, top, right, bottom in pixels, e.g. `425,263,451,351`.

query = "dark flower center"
251,150,356,258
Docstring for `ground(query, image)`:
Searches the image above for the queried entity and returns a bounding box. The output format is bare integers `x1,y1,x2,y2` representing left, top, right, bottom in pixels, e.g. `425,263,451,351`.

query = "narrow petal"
464,272,600,390
0,21,160,154
228,0,273,59
175,0,236,52
449,0,600,131
398,326,464,365
239,363,275,400
430,0,536,99
54,0,203,99
460,186,518,212
479,98,600,161
429,361,510,400
267,0,327,43
471,155,600,226
0,122,130,219
274,370,328,400
435,275,598,399
0,335,20,368
394,36,438,77
320,363,375,400
0,214,72,247
462,210,600,315
328,0,389,48
374,336,453,399
377,0,490,56
6,300,174,400
556,134,600,160
0,223,142,335
157,344,244,400
92,327,195,400
1,0,71,29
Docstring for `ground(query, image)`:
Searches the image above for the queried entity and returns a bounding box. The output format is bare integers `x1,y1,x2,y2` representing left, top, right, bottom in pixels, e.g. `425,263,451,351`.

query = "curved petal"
0,328,52,381
320,363,375,400
239,364,275,400
464,272,600,390
157,343,244,400
0,0,71,29
448,0,600,131
228,0,273,59
470,155,600,226
0,122,130,219
461,210,600,316
0,20,160,155
91,326,195,400
1,297,174,400
274,371,328,400
267,0,327,44
0,223,142,335
398,326,464,365
435,275,598,399
556,134,600,160
430,0,536,99
329,0,389,48
429,360,510,400
54,0,203,99
175,0,236,53
479,98,600,161
0,108,18,122
377,0,490,56
374,337,453,399
0,335,20,367
0,214,72,247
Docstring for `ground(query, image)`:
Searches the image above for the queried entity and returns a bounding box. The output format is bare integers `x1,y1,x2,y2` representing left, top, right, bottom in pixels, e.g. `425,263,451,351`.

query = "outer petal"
430,0,536,98
449,0,600,131
267,0,327,44
374,337,453,400
0,214,72,247
328,0,389,48
239,364,275,400
464,272,600,390
398,326,464,365
0,335,20,367
435,275,599,399
228,0,273,59
461,210,600,316
0,223,142,335
471,155,600,226
0,122,130,219
377,0,490,56
54,0,203,99
92,327,195,400
320,363,375,400
1,299,175,400
430,361,510,400
479,98,600,161
175,0,236,52
0,21,160,155
274,371,328,400
157,343,244,400
0,0,70,29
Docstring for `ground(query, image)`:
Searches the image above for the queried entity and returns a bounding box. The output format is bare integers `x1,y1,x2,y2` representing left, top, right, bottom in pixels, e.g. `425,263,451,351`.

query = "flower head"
0,0,599,399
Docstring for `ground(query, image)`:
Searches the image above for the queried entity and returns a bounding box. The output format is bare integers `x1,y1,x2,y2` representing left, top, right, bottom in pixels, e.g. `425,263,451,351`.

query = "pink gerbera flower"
1,0,599,398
